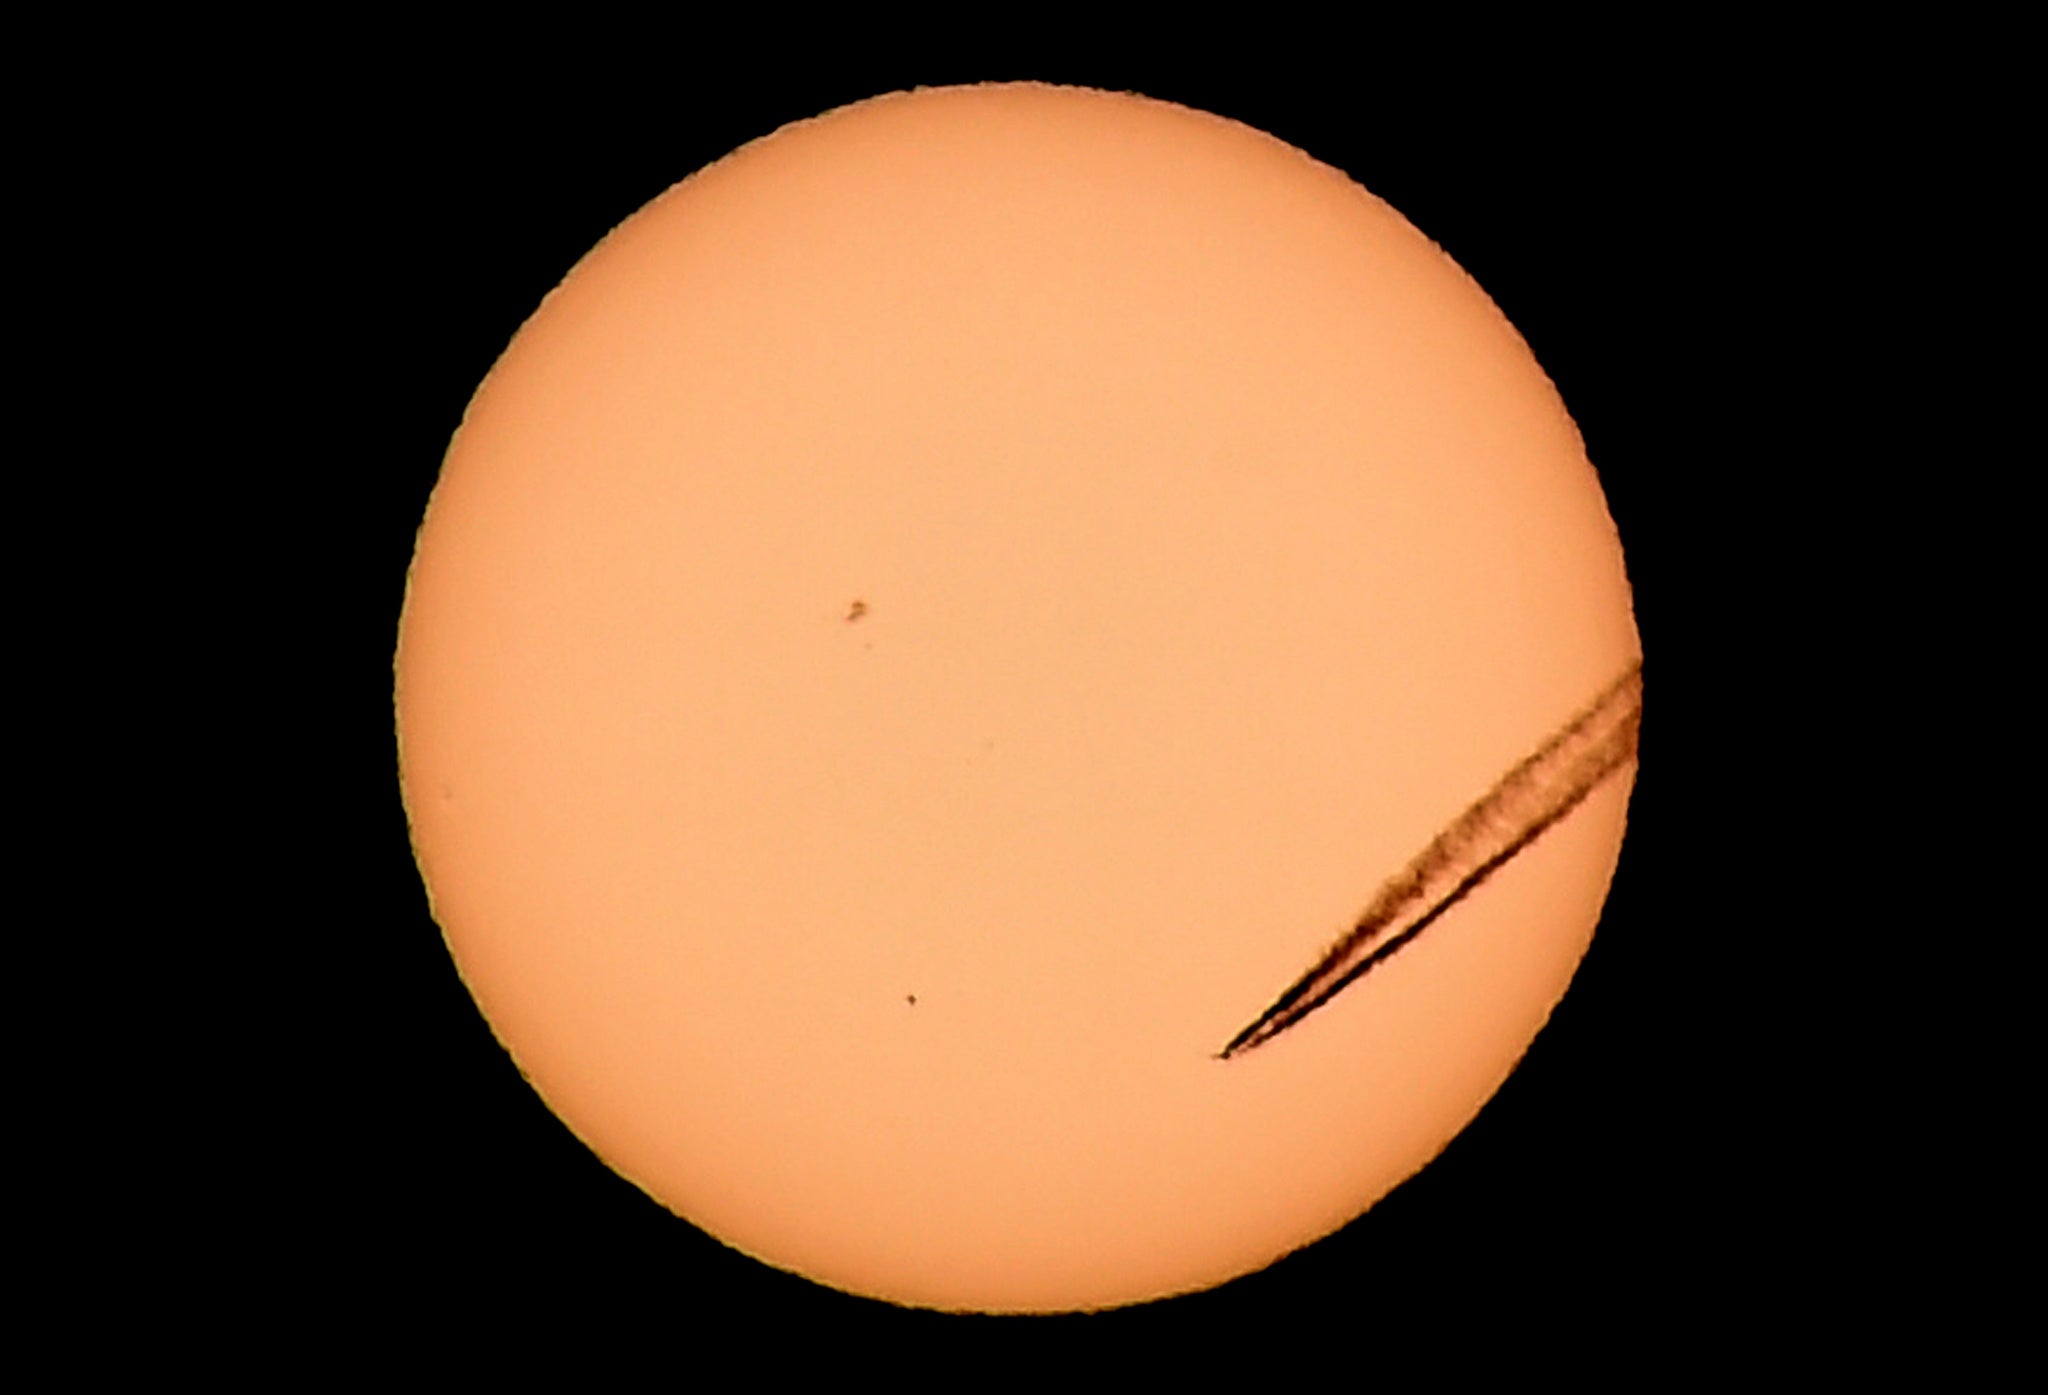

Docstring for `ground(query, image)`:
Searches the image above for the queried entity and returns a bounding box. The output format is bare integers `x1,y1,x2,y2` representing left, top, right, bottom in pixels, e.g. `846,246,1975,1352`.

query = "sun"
395,81,1640,1314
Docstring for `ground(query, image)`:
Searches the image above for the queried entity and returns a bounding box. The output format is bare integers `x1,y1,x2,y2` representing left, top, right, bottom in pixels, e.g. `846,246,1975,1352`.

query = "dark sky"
189,45,1819,1363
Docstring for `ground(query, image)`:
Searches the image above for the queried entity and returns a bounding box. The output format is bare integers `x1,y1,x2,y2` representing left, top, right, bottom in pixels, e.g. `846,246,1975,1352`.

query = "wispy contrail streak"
1218,660,1643,1060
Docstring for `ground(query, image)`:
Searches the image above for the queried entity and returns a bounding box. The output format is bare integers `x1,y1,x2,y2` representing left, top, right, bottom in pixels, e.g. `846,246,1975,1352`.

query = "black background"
214,45,1809,1362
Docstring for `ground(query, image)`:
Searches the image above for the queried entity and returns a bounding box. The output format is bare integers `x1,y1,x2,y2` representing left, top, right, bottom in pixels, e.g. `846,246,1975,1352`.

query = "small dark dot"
906,994,917,1006
846,599,868,622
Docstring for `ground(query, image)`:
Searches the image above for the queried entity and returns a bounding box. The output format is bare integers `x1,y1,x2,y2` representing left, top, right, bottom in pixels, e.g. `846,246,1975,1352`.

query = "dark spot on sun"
906,994,917,1006
846,599,868,622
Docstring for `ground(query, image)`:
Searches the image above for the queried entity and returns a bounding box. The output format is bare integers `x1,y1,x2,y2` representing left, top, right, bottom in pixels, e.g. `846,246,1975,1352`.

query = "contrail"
1218,659,1643,1060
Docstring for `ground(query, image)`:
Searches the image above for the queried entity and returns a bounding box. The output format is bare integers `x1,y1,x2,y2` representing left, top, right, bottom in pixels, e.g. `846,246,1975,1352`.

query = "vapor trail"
1218,660,1643,1060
